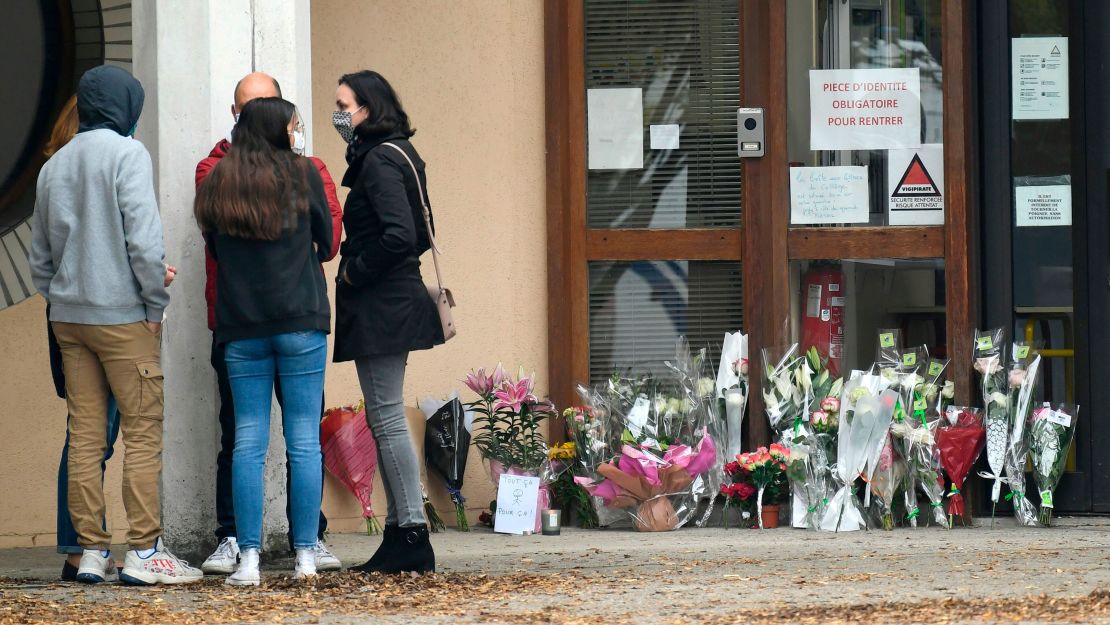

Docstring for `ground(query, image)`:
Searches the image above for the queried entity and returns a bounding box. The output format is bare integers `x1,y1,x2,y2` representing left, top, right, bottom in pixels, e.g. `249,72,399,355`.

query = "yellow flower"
548,441,577,460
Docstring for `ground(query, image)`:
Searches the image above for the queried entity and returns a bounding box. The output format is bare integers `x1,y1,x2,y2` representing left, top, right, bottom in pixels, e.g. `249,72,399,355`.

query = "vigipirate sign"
810,68,922,150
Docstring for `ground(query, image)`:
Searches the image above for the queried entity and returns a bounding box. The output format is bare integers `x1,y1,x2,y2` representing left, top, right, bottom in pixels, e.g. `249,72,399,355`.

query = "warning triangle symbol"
892,153,940,197
1051,45,1061,55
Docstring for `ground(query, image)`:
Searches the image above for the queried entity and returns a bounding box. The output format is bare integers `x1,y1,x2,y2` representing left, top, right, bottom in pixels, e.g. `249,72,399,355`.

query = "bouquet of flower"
575,339,722,531
465,364,555,534
891,411,946,527
888,346,927,526
762,344,806,437
1030,403,1079,526
973,328,1009,517
420,393,473,531
722,445,790,529
547,439,599,529
936,406,986,527
785,346,842,528
575,433,717,531
1004,343,1042,527
321,401,382,535
820,381,898,532
716,331,749,461
905,357,951,526
867,434,903,530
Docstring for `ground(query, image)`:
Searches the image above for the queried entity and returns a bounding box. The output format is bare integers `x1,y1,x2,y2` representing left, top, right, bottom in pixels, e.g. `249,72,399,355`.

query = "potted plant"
722,444,789,528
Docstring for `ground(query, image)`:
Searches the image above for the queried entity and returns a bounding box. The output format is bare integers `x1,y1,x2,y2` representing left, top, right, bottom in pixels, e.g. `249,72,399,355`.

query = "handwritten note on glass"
789,166,870,225
494,474,541,535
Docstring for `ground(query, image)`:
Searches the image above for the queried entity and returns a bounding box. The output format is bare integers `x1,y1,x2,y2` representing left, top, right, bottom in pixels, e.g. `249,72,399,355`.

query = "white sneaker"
76,549,118,584
294,548,317,579
202,537,240,574
225,548,260,586
120,538,203,585
313,540,341,571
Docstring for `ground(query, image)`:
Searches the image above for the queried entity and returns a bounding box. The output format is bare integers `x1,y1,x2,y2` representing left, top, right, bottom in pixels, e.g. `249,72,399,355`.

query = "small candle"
541,509,561,536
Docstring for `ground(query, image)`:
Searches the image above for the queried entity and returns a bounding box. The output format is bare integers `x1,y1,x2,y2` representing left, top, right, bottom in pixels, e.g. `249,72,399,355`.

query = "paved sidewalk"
2,516,1109,624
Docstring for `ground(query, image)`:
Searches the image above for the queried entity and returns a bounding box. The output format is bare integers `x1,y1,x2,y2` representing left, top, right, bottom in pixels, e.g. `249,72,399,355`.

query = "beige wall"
309,0,550,532
0,1,547,546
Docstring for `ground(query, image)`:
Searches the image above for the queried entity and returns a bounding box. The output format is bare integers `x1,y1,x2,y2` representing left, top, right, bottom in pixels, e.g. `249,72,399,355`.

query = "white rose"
941,381,955,399
989,391,1009,408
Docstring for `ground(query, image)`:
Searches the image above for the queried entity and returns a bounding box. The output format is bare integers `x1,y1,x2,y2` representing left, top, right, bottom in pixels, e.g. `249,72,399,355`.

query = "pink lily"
464,368,495,398
490,362,507,388
494,375,538,413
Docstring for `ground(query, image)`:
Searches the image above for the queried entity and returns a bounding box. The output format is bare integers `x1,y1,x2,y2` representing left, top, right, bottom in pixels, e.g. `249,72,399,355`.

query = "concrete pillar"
132,0,314,559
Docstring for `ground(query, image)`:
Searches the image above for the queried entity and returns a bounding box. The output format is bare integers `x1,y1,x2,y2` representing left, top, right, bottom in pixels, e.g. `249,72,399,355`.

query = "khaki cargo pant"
52,321,164,550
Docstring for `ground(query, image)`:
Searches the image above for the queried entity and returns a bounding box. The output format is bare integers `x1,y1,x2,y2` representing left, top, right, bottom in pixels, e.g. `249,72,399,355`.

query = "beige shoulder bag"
381,142,456,341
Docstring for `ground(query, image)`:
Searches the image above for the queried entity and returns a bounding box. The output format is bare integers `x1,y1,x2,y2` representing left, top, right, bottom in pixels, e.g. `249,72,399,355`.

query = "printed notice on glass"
587,88,643,170
789,166,869,225
1012,37,1069,120
810,68,921,150
1015,184,1071,227
649,124,680,150
887,144,944,225
494,474,541,535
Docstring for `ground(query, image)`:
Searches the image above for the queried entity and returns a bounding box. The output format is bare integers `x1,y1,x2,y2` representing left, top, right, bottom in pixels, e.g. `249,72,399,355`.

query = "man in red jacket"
194,72,344,575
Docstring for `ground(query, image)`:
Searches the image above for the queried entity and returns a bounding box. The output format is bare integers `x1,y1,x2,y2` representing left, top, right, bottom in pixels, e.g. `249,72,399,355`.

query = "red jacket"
195,139,343,330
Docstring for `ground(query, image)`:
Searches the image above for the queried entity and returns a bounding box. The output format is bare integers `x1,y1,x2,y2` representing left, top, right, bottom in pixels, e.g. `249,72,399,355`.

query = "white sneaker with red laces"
120,538,203,585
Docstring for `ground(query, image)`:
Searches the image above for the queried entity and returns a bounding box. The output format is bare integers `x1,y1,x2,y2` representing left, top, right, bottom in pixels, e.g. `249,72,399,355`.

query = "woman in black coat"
331,70,443,575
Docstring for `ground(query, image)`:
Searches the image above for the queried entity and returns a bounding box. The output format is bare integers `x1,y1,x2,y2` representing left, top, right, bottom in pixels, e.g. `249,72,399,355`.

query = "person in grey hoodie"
29,65,201,586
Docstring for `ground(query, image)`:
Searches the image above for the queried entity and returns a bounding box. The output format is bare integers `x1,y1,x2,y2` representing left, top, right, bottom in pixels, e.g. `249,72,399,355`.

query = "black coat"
333,134,444,362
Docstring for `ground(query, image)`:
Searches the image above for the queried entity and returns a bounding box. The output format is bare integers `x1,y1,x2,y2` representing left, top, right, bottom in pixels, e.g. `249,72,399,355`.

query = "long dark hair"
338,70,415,140
195,97,310,240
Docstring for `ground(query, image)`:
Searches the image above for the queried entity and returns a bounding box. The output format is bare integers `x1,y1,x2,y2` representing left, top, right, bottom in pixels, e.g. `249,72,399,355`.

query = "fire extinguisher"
801,262,844,376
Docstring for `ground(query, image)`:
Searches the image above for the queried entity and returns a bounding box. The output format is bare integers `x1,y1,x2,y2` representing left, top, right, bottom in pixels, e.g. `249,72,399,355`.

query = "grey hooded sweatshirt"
30,65,168,325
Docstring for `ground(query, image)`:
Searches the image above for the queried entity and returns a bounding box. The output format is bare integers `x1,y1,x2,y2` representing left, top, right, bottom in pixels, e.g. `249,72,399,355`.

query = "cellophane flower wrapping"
973,328,1009,507
574,338,720,531
888,346,927,527
420,393,473,531
1029,403,1079,526
762,344,806,438
788,346,843,528
321,401,382,535
1005,345,1042,527
716,331,749,462
936,406,986,526
869,433,905,530
821,379,897,532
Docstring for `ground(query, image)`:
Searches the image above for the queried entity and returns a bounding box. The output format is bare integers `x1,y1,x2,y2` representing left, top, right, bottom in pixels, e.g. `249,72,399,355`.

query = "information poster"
789,166,870,225
1012,37,1069,120
887,144,944,225
587,88,643,170
810,68,921,150
1015,184,1072,227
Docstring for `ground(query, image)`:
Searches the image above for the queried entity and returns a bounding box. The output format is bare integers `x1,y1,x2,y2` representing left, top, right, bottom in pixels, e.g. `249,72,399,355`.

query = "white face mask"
292,129,306,154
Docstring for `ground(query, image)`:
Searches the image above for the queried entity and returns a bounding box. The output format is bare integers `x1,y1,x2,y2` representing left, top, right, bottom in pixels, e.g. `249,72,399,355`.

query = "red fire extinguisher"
801,263,844,376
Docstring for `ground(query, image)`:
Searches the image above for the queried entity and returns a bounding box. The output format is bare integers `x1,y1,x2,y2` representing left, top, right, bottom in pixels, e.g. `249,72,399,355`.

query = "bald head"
233,72,282,112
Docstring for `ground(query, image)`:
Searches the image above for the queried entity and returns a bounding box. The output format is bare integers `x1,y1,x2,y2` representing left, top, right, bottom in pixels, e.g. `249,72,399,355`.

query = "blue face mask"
128,121,139,137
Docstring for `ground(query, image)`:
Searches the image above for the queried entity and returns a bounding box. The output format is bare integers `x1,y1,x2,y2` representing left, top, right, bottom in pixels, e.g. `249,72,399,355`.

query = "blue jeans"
57,396,120,554
225,331,326,551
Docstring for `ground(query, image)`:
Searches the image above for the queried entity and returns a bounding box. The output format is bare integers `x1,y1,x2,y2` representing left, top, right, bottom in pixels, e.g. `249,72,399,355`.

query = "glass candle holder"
541,509,561,536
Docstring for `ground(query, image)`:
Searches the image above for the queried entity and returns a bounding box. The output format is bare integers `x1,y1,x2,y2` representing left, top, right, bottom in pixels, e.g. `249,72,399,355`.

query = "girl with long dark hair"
331,70,444,575
195,97,332,585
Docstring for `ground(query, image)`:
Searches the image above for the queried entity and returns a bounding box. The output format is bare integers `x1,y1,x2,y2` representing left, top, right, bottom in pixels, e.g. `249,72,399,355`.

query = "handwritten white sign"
494,474,541,535
790,166,870,225
810,68,922,150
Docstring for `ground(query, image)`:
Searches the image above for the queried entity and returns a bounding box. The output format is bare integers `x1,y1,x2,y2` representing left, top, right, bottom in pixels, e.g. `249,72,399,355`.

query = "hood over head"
77,65,144,136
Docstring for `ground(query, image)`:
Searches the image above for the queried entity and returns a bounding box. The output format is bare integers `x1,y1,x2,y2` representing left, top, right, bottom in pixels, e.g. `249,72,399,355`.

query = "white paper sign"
1015,185,1072,227
494,474,541,535
887,144,944,225
587,88,643,170
649,124,680,150
1045,410,1073,428
810,68,921,150
1012,37,1069,120
790,166,870,225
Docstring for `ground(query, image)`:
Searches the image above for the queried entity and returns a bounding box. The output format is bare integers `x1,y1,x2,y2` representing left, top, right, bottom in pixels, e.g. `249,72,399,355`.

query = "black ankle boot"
376,525,435,575
348,524,398,573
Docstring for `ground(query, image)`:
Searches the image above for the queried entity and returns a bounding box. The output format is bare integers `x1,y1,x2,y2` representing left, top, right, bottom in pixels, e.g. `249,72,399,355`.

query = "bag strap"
380,142,446,291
